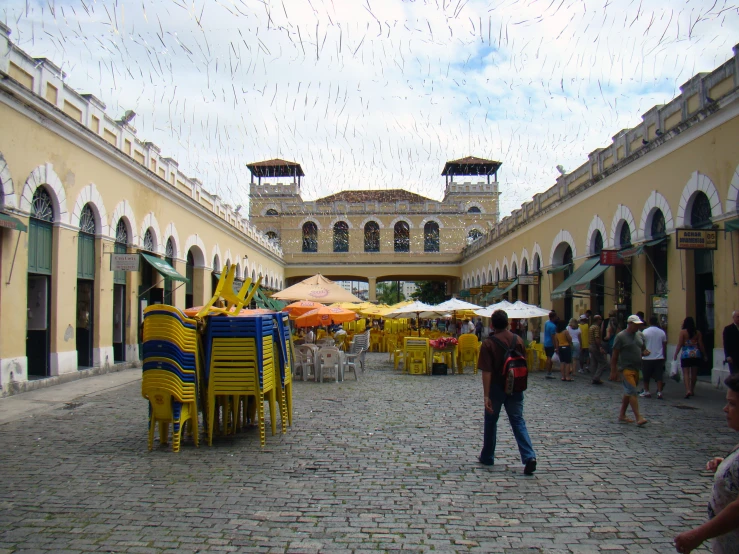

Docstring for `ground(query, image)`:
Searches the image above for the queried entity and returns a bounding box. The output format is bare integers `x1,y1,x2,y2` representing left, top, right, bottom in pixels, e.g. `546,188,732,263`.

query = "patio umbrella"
282,300,326,319
383,301,440,336
430,298,483,333
293,306,358,328
272,274,363,303
474,300,550,319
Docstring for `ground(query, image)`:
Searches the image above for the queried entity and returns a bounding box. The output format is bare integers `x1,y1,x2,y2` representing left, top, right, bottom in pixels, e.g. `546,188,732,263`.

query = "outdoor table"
429,344,457,374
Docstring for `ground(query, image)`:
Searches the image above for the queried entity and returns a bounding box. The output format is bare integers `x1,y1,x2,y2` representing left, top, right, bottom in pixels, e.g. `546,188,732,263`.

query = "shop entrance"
690,191,714,376
76,205,96,368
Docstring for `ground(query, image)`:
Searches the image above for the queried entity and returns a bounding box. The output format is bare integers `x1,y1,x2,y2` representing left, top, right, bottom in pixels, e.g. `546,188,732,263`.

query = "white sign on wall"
111,254,140,272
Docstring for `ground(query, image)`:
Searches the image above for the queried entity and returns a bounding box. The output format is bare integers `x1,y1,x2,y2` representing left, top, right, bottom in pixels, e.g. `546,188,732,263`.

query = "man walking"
475,318,484,340
544,311,558,379
640,316,667,399
611,314,650,426
589,315,607,385
477,309,537,475
723,310,739,375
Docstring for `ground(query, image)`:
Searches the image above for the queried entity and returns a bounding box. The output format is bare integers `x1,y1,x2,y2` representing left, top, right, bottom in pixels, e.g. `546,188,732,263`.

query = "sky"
2,0,738,218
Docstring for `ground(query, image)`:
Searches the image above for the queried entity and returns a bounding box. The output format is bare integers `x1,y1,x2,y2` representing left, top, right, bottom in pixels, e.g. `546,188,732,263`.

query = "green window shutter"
164,257,174,303
113,243,127,284
28,219,53,275
77,233,95,280
185,263,193,295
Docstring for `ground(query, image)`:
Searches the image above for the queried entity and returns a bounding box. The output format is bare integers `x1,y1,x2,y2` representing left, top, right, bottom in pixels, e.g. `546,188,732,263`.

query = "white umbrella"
475,300,549,319
383,301,440,336
433,298,482,311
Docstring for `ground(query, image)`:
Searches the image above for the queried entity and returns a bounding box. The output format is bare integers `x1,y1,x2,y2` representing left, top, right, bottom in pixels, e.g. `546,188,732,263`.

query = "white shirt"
642,326,667,360
468,322,475,333
306,330,315,343
568,326,581,345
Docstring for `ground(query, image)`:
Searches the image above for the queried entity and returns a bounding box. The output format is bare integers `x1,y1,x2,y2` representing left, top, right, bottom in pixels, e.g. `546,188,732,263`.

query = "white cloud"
2,0,737,217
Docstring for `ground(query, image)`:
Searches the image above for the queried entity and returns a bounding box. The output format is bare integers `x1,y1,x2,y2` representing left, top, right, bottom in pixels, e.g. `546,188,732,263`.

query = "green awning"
485,287,503,301
0,212,27,232
618,244,643,259
547,264,570,274
645,236,669,247
140,252,189,282
498,278,519,296
550,256,601,300
459,289,471,298
726,219,739,233
572,263,610,293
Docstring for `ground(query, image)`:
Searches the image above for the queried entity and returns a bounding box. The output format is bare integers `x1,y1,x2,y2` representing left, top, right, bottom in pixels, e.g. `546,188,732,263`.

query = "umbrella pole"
417,313,421,337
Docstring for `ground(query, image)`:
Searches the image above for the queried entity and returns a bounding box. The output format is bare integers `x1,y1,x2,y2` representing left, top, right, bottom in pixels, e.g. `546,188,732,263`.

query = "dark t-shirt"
477,330,526,386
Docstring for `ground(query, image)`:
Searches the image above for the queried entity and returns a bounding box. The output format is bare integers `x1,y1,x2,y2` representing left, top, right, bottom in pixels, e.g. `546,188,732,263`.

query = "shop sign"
470,287,482,295
481,284,495,293
652,295,668,315
600,249,629,266
675,228,718,250
111,253,140,271
498,280,513,288
518,275,539,286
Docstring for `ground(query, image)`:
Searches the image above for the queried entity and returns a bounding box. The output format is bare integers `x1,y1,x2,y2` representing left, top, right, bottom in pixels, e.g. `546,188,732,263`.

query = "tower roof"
246,158,305,178
441,156,501,176
316,189,434,204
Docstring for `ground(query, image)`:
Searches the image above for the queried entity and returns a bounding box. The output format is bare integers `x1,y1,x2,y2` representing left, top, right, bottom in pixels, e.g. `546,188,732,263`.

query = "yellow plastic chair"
369,332,383,353
141,371,198,452
457,333,480,374
403,337,430,375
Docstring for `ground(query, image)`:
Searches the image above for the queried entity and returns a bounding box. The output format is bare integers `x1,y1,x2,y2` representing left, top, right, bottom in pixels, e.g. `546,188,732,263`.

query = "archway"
690,191,714,375
112,219,129,362
551,242,574,322
76,203,96,368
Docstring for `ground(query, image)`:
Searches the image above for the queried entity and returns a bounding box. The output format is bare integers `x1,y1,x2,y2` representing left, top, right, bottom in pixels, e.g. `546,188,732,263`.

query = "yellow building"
1,19,738,392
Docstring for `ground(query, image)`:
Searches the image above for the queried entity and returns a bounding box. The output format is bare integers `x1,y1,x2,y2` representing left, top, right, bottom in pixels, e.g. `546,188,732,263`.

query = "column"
49,226,78,376
192,266,211,306
171,259,187,309
94,237,115,368
368,277,377,303
0,220,30,387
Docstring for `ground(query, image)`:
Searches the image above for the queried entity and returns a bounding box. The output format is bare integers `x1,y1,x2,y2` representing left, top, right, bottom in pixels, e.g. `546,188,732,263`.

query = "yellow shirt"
579,323,590,349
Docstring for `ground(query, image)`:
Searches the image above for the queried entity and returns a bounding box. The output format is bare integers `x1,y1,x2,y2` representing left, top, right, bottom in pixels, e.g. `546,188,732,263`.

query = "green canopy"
484,287,503,301
572,263,610,293
497,278,519,296
0,212,27,232
140,252,189,282
550,257,601,300
726,218,739,233
547,264,570,274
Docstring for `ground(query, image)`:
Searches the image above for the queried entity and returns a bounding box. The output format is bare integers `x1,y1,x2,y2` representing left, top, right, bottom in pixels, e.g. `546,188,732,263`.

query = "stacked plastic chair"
141,305,200,453
271,312,293,429
403,337,430,375
457,333,480,374
204,314,278,447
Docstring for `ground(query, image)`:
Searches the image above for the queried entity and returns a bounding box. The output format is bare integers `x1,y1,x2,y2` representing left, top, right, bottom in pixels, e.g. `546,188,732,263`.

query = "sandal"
637,419,648,426
618,417,635,423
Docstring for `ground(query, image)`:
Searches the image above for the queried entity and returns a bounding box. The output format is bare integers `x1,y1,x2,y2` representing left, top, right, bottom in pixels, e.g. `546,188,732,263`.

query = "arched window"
333,221,349,253
143,229,155,252
592,230,604,255
522,259,528,275
533,253,541,273
31,188,54,222
488,270,493,283
164,237,176,303
650,209,666,239
394,221,410,252
185,252,194,308
495,268,500,282
511,262,518,279
690,192,712,227
467,229,483,244
302,222,318,253
619,222,632,248
77,204,96,280
115,220,128,245
424,221,439,252
467,206,481,213
503,266,509,280
79,204,95,234
364,221,380,252
265,209,278,216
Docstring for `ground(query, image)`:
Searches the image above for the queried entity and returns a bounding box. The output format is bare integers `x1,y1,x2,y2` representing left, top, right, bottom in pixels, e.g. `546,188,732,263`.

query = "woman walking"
674,316,706,399
555,320,573,381
568,318,582,374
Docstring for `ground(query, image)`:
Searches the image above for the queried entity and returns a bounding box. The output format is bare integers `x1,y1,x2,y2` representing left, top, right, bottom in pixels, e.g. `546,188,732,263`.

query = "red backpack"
490,335,528,394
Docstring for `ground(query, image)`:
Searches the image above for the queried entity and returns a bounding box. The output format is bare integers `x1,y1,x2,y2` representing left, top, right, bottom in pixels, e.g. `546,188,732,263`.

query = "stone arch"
140,213,163,253
298,217,321,231
510,252,519,274
330,217,353,229
549,230,577,266
0,152,17,209
532,243,543,268
494,261,501,281
420,216,444,229
465,201,485,213
502,256,509,279
476,269,483,286
163,222,182,260
639,191,675,239
678,171,722,227
519,248,530,273
586,215,608,254
260,203,280,216
465,224,485,235
360,217,384,229
110,200,138,244
727,163,739,213
258,264,264,278
184,234,207,268
71,184,108,236
389,216,413,229
211,244,223,271
19,163,69,224
610,205,637,247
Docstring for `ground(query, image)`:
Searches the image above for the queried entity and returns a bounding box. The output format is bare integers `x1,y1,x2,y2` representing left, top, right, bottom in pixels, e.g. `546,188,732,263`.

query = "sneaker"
657,392,664,400
478,456,494,466
639,391,652,398
545,373,555,380
524,459,537,475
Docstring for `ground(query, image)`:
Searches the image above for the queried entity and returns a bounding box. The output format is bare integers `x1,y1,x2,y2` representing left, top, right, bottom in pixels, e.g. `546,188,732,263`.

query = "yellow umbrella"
272,274,363,303
389,300,413,310
358,304,390,316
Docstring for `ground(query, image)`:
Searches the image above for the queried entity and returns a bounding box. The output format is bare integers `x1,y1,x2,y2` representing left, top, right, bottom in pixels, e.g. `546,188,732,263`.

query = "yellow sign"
676,228,718,250
469,287,482,295
518,275,539,286
481,284,495,293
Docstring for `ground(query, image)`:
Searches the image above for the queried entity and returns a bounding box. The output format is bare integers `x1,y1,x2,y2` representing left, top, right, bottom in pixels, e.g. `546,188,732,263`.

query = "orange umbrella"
282,300,325,319
294,306,357,328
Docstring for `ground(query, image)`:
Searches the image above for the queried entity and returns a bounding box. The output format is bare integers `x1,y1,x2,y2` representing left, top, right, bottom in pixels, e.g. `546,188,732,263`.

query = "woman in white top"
568,318,582,374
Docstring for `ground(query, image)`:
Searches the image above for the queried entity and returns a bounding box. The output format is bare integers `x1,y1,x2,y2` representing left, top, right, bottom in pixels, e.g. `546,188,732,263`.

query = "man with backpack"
477,309,537,475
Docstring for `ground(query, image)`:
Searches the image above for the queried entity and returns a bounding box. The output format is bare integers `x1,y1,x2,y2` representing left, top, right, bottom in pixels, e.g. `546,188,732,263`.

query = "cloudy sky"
3,0,738,217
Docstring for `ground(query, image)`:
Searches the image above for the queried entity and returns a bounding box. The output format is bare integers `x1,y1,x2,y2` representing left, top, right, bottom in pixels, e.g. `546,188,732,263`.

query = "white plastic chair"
295,345,318,381
316,346,343,383
347,331,370,372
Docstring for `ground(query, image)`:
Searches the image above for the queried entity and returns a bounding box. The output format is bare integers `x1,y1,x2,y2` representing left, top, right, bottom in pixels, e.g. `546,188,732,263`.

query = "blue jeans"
480,386,536,465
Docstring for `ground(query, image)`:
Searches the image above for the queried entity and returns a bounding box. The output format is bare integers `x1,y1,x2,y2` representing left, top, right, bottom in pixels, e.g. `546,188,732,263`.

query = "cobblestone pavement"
0,353,734,553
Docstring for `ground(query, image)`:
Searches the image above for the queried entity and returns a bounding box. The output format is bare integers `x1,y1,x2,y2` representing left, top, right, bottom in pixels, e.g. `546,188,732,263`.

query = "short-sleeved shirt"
588,324,601,348
612,330,644,371
708,445,739,553
544,320,557,347
579,324,590,348
568,326,582,345
477,330,526,387
642,326,667,360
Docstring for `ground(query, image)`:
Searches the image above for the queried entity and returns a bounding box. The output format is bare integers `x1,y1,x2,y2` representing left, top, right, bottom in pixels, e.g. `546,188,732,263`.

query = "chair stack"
457,334,480,374
141,305,200,453
271,312,293,429
204,314,278,447
403,337,430,375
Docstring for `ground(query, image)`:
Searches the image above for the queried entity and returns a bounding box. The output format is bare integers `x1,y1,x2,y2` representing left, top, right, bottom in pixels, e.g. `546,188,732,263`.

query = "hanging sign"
675,228,718,250
111,254,140,271
518,275,539,286
481,284,495,293
497,280,513,288
469,287,482,295
600,249,629,266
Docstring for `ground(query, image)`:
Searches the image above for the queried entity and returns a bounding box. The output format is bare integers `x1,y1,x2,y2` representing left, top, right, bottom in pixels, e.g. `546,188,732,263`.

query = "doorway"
695,250,714,376
26,274,50,377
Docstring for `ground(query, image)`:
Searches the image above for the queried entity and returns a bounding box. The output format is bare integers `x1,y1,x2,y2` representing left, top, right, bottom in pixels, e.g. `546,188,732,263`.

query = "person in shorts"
611,315,650,426
544,311,558,379
640,316,667,399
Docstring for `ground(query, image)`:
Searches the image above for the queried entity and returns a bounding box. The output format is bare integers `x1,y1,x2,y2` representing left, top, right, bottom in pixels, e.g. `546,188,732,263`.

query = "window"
690,192,712,228
302,222,318,253
423,221,439,252
31,188,54,222
364,221,380,252
77,204,96,280
266,231,280,246
592,230,604,254
394,221,410,253
650,209,666,239
115,220,128,245
522,259,528,275
467,229,483,244
333,221,349,253
619,223,632,248
511,262,518,278
79,205,96,234
467,206,481,213
265,209,278,216
533,254,541,272
143,229,155,252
